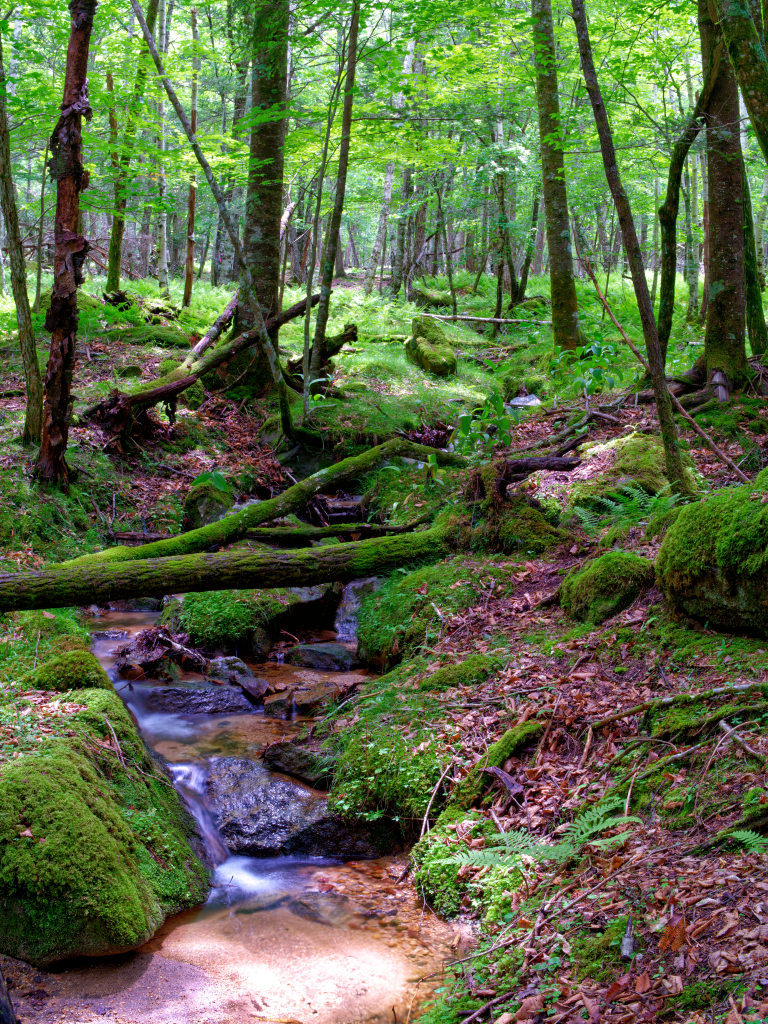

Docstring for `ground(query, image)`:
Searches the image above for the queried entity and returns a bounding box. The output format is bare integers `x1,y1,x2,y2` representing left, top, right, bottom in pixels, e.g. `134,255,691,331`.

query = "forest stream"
12,601,452,1024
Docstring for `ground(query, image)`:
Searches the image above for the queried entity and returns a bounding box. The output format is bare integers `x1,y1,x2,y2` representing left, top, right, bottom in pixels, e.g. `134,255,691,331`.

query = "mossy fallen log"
65,438,466,567
0,522,453,613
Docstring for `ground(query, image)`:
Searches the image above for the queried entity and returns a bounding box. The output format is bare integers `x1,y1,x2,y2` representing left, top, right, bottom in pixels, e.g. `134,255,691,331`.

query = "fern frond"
728,829,768,852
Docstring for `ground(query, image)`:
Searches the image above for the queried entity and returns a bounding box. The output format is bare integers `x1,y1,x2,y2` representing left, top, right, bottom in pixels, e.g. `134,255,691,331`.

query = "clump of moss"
450,720,544,810
158,359,205,410
405,316,457,377
182,479,234,530
560,552,655,625
472,496,569,556
571,915,634,982
568,432,697,508
419,653,497,692
357,557,502,667
656,478,768,635
411,809,485,916
0,688,208,966
21,650,112,692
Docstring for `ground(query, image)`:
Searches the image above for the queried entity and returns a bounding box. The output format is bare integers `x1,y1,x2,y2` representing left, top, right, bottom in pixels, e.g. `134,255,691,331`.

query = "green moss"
419,654,497,692
183,480,235,530
21,651,112,692
656,478,768,635
560,552,655,625
357,557,504,667
642,688,768,740
668,980,736,1015
405,317,458,377
411,809,485,916
571,916,635,982
472,496,569,556
569,432,697,508
158,359,205,410
450,721,544,810
0,688,208,966
111,324,190,349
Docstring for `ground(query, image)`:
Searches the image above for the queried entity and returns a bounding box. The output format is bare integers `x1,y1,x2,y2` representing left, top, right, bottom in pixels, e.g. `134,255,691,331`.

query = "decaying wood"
466,456,581,503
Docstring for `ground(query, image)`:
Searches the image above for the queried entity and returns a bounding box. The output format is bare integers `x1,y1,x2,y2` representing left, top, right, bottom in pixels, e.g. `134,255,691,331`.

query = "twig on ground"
719,720,767,767
420,759,455,839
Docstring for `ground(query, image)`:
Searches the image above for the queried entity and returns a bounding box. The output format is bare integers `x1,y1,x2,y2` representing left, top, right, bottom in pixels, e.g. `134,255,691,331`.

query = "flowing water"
21,602,451,1024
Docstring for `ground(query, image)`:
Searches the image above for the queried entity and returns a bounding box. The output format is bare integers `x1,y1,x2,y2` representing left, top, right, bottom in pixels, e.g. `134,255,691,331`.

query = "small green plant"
456,392,521,450
549,338,623,395
189,469,232,494
571,483,680,536
728,829,768,853
455,797,638,871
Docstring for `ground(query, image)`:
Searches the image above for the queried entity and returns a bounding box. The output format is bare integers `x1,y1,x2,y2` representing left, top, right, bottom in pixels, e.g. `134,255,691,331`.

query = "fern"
728,829,768,853
573,484,680,537
453,797,639,871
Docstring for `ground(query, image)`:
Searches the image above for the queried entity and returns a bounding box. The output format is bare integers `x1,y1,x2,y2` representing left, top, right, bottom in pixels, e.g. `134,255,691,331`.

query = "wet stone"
263,689,294,717
207,656,254,682
293,681,341,716
286,642,359,672
142,685,255,714
262,740,335,788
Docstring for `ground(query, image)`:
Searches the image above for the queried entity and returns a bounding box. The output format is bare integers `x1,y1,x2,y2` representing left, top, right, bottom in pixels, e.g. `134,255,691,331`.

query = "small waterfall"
333,578,380,643
169,763,230,866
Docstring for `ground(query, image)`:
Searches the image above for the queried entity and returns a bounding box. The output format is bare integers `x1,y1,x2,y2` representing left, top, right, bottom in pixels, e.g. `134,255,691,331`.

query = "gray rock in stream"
142,685,255,714
207,656,255,681
206,756,382,858
286,642,359,671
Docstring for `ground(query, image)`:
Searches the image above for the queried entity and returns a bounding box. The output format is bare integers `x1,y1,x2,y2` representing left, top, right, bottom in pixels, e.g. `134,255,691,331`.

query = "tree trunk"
105,0,159,294
197,224,210,280
743,163,768,354
308,1,359,375
0,524,451,614
436,183,457,316
156,0,169,295
699,0,748,387
0,32,43,444
389,166,411,297
532,0,581,349
755,172,768,289
363,161,395,295
656,41,721,362
182,7,199,307
67,438,464,566
516,183,540,302
571,0,692,497
650,178,660,307
35,0,97,488
34,143,49,314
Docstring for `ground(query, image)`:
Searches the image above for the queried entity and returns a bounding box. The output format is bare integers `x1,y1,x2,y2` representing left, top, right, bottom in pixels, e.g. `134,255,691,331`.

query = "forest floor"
2,268,768,1023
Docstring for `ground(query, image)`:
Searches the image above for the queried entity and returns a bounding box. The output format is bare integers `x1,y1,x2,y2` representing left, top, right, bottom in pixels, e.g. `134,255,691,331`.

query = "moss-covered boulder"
20,650,112,692
656,476,768,635
560,551,655,625
0,689,209,965
410,285,452,310
470,494,569,555
182,480,235,531
405,317,457,377
531,431,697,509
169,585,340,657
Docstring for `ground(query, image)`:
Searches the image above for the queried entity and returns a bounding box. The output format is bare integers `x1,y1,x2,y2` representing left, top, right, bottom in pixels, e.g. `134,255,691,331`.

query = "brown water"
13,609,452,1024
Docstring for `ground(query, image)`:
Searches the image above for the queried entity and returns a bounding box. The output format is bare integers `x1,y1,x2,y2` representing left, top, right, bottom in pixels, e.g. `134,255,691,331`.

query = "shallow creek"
26,608,452,1024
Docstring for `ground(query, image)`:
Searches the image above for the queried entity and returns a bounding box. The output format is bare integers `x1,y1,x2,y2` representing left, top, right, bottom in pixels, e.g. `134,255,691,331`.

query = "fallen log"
0,522,450,613
422,313,552,326
65,438,466,566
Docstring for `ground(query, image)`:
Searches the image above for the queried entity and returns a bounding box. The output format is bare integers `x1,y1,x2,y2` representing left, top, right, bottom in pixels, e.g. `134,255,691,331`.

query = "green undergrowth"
362,464,466,526
560,551,655,625
356,554,514,667
0,607,90,691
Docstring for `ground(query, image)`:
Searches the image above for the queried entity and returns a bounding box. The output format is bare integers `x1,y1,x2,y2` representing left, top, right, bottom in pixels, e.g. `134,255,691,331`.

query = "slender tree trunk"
156,0,169,295
309,1,359,375
532,202,545,276
532,0,581,349
699,0,747,387
743,163,768,354
105,0,159,293
335,230,346,277
650,177,660,307
197,224,210,280
363,161,395,295
700,152,710,319
571,0,691,496
436,183,457,316
36,0,98,487
182,7,199,307
755,172,768,289
516,183,540,302
389,165,411,297
0,210,6,295
33,143,49,314
0,31,43,444
682,170,698,319
139,201,152,277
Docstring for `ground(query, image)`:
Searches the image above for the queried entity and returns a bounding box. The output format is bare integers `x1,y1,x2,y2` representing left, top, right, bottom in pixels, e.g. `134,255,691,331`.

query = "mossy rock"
158,359,205,410
20,650,112,692
410,285,453,310
450,720,544,810
419,653,497,692
656,475,768,636
116,364,143,380
471,495,569,555
567,431,697,508
405,316,457,377
105,324,190,349
560,552,655,625
182,480,235,531
0,689,208,965
171,585,339,656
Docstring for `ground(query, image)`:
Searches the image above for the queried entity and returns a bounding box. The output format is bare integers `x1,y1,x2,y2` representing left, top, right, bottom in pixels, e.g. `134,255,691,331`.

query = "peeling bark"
35,0,98,487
